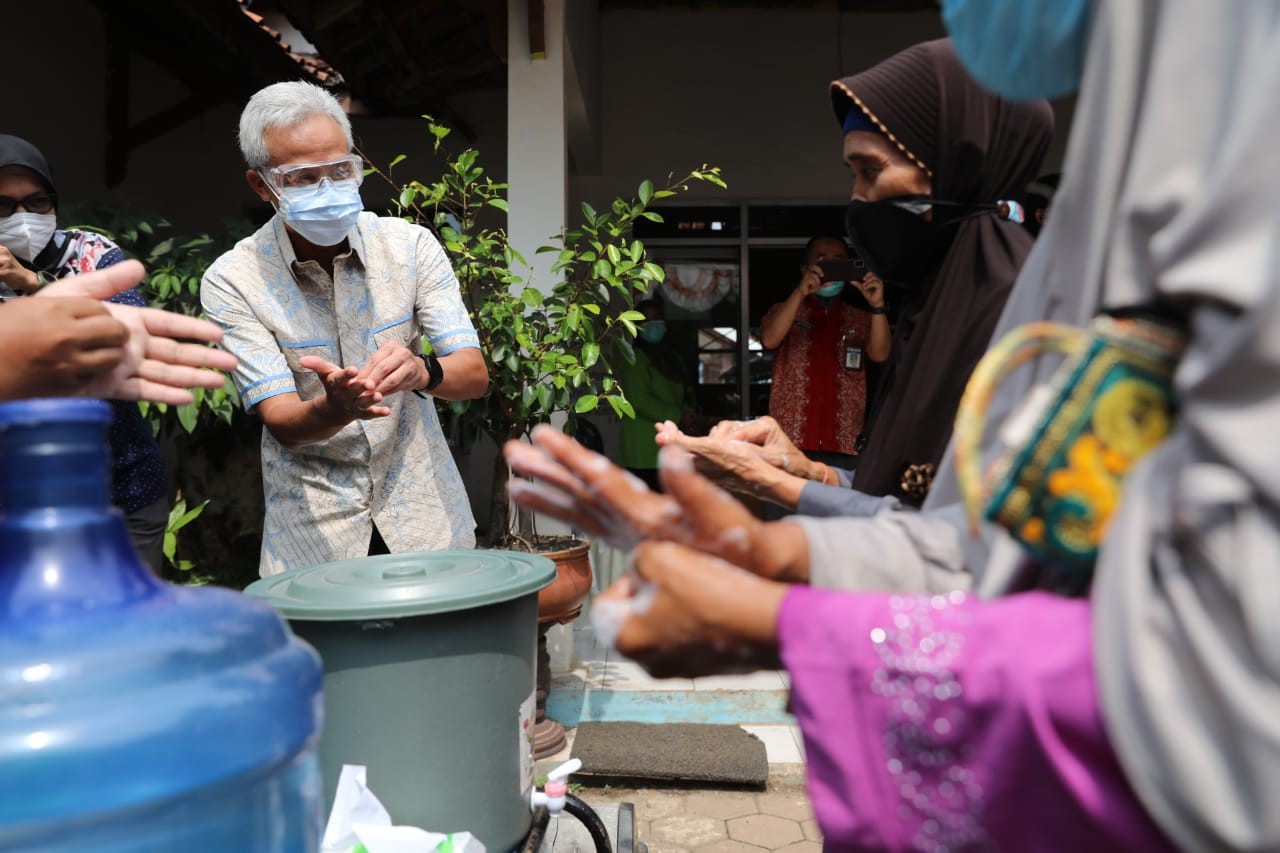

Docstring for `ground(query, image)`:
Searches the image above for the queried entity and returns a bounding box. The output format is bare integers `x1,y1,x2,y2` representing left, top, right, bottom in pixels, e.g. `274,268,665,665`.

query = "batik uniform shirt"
765,298,871,456
7,230,167,513
201,213,479,576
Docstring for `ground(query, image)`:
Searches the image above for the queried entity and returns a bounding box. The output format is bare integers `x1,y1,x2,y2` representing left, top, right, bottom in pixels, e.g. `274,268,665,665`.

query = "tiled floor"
537,617,821,850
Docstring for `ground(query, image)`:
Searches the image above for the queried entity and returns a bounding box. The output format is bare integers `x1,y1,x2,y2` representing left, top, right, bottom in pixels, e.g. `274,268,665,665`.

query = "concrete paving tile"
680,791,759,821
696,841,769,852
550,668,591,692
801,818,822,842
602,658,697,690
754,791,814,822
574,658,612,689
789,726,806,761
630,790,689,821
650,816,727,847
642,846,690,853
775,842,822,853
573,628,608,666
695,671,786,691
726,814,804,848
741,725,802,765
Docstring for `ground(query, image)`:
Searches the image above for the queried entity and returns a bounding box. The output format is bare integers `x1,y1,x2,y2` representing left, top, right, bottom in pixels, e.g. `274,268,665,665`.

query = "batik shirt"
764,297,871,456
201,213,478,576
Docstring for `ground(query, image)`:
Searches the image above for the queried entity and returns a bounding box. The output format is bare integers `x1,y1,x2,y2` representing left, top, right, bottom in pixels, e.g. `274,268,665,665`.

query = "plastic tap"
530,758,582,817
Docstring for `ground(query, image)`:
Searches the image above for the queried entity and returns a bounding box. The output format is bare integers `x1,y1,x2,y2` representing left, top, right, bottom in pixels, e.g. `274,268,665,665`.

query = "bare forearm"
760,291,805,349
429,348,489,400
758,520,811,584
259,394,352,448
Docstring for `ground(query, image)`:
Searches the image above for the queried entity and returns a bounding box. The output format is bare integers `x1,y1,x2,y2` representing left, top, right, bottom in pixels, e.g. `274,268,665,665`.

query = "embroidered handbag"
954,312,1186,581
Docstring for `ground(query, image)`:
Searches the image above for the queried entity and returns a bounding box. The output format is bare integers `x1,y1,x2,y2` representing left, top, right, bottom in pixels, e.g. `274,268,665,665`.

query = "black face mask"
844,196,958,289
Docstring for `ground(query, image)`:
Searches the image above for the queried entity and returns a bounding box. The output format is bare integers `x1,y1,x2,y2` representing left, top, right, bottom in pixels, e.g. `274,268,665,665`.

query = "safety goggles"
0,191,57,217
262,156,365,192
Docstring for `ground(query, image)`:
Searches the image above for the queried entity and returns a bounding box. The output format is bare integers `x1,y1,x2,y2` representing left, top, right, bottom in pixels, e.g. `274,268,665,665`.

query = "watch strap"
414,352,444,396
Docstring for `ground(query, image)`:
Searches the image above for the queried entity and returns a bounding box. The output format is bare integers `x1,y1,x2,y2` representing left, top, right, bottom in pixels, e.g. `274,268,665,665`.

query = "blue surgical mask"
815,281,845,299
940,0,1090,101
273,178,364,247
639,321,667,344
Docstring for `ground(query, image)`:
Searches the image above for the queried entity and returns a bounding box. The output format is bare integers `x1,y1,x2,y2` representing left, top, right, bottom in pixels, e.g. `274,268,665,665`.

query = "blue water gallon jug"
0,400,324,851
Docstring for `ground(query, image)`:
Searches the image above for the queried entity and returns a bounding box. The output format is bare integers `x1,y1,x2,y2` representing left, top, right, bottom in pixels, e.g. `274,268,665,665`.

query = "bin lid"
244,549,558,621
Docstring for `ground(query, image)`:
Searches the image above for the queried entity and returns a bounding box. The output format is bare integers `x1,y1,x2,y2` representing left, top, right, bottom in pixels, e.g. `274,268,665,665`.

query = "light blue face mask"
815,281,845,299
273,178,364,247
639,321,667,344
940,0,1090,101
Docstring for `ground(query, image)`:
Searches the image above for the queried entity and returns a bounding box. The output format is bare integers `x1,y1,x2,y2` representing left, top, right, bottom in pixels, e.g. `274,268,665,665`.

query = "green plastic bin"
246,549,556,851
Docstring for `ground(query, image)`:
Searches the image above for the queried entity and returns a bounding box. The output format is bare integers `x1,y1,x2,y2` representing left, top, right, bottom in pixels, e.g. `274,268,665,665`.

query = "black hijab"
0,135,57,193
832,39,1053,504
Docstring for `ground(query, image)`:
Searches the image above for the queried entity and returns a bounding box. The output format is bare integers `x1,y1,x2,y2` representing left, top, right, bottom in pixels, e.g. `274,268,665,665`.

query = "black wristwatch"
414,352,444,396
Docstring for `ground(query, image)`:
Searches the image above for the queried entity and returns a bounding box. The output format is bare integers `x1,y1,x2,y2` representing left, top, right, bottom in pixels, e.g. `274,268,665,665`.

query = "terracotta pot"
535,538,592,625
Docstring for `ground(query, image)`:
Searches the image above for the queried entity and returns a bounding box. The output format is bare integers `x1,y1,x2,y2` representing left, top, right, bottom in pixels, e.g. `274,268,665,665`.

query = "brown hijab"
833,39,1053,505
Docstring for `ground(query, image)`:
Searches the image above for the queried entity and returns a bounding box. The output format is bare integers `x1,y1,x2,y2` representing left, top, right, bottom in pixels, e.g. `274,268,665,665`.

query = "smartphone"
818,258,867,283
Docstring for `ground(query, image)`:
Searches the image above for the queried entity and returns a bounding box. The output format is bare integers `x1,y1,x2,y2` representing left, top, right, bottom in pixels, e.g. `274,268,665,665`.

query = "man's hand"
0,245,41,294
298,356,392,420
358,342,427,396
35,260,237,404
0,297,126,400
503,424,808,582
796,264,824,298
853,271,886,309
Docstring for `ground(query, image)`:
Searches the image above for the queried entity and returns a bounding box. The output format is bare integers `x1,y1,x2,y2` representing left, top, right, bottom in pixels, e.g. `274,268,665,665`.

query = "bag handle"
954,321,1088,533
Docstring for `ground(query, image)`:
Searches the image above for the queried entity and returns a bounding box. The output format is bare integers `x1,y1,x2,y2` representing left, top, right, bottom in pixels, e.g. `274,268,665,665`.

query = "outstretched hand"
37,260,237,405
298,355,392,419
592,542,788,678
654,416,823,506
503,424,805,582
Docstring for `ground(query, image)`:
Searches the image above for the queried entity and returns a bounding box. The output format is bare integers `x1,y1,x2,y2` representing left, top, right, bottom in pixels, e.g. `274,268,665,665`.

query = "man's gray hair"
238,81,353,170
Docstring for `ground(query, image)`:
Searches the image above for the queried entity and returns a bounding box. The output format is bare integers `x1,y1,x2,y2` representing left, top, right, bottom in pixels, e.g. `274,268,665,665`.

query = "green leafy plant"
162,494,210,582
366,120,725,547
64,206,258,586
71,211,248,440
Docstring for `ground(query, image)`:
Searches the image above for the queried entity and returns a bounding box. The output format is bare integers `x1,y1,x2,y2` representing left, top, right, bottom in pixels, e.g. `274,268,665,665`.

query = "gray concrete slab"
538,801,637,852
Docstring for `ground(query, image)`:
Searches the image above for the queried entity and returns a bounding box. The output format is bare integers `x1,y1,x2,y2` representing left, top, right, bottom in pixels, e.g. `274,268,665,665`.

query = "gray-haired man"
201,81,488,576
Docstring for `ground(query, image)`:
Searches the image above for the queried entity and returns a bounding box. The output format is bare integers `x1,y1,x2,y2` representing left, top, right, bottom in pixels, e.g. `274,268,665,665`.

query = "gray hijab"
935,1,1280,847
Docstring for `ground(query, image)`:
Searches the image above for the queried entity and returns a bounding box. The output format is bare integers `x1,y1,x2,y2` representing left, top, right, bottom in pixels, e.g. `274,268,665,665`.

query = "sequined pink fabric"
778,587,1174,852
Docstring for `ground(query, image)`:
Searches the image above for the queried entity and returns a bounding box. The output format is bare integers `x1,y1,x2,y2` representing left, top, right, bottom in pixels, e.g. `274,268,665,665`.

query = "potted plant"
368,119,724,754
369,121,723,544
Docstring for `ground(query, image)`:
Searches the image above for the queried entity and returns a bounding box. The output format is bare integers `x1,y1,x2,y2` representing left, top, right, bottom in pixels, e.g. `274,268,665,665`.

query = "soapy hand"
654,417,821,507
592,541,787,678
503,424,803,581
298,356,391,420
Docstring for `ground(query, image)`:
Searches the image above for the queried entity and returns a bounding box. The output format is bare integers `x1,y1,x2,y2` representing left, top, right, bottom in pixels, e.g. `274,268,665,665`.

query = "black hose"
563,792,613,853
520,806,551,853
